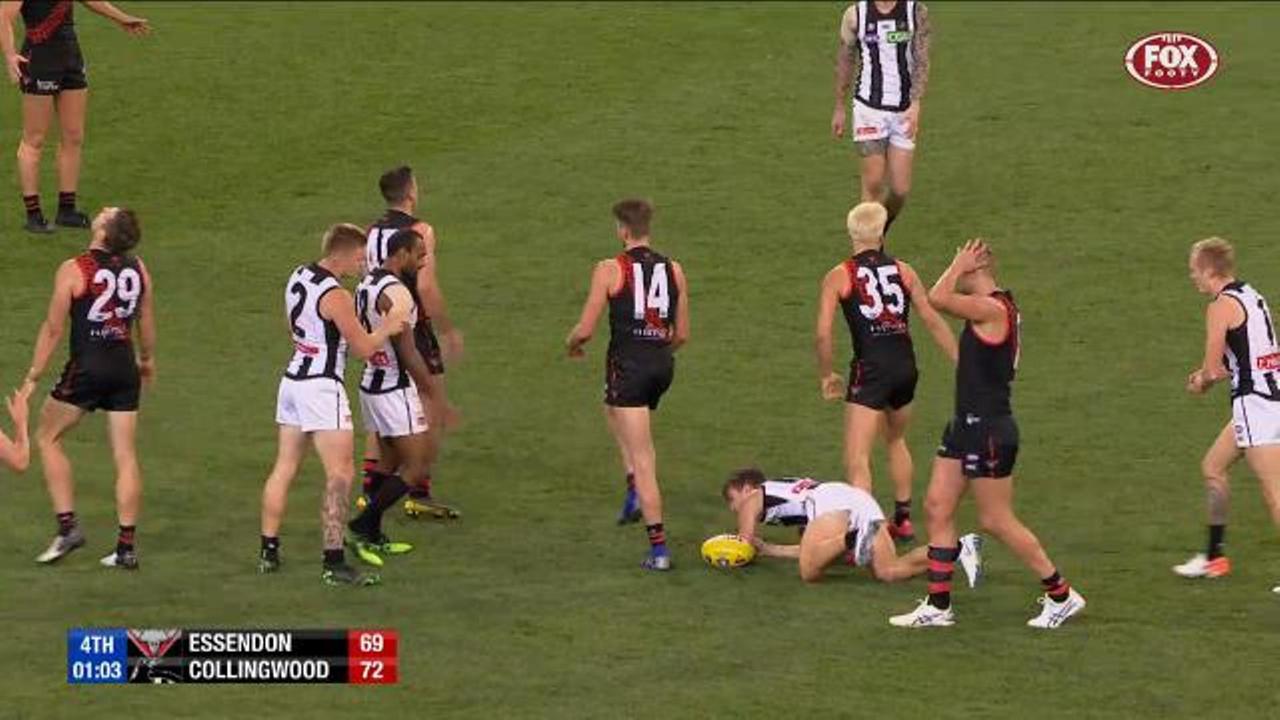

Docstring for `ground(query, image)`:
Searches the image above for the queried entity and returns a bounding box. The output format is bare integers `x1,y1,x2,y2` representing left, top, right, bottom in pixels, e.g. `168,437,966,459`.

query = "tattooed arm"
832,4,860,138
904,2,931,136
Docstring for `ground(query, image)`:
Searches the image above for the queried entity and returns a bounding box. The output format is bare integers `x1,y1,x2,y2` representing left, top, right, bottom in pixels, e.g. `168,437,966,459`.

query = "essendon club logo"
1124,32,1219,90
127,629,183,684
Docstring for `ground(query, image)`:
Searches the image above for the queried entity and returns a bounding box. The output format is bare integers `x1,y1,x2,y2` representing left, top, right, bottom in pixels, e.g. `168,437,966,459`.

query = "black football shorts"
605,350,674,410
20,41,87,96
937,414,1019,479
846,360,918,411
51,353,140,412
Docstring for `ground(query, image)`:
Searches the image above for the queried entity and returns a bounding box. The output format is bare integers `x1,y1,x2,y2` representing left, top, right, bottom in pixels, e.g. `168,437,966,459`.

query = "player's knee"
977,509,1014,536
59,126,84,149
923,493,952,524
326,467,355,489
19,134,45,156
1200,458,1228,483
799,564,824,583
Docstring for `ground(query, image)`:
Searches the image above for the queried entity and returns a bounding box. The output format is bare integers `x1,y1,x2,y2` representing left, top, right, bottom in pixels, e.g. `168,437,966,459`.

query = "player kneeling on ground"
721,468,981,585
258,223,410,587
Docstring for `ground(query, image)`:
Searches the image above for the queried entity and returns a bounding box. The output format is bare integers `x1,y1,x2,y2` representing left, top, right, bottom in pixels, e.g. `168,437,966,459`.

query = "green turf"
2,2,1279,717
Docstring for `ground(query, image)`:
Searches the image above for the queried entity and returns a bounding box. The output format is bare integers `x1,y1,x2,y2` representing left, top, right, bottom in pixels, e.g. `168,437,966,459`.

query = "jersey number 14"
632,263,670,319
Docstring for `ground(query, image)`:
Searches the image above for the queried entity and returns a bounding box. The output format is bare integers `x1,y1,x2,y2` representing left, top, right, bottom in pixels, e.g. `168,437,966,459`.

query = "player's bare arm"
380,286,433,391
928,240,1005,330
320,288,406,360
1189,297,1240,394
815,266,847,400
671,260,690,350
831,5,859,138
901,260,957,363
135,259,157,384
0,1,24,84
904,2,931,136
0,382,33,471
81,1,151,36
412,220,463,360
24,260,83,388
566,259,617,358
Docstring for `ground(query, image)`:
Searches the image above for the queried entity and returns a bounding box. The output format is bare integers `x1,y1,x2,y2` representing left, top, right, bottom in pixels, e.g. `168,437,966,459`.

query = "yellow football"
701,534,756,569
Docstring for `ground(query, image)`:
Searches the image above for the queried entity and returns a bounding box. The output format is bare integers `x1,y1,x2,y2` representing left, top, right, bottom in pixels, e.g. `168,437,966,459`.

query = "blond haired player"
1176,238,1280,592
816,201,955,541
721,468,981,585
831,1,932,234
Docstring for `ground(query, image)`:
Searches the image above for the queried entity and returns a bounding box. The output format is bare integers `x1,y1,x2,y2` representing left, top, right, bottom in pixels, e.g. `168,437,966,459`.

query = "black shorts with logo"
937,414,1019,479
605,347,674,410
414,320,445,376
20,40,87,96
51,350,140,412
846,359,918,410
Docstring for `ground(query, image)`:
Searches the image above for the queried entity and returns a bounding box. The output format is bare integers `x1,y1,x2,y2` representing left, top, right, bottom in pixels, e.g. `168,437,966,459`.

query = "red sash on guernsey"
26,1,72,44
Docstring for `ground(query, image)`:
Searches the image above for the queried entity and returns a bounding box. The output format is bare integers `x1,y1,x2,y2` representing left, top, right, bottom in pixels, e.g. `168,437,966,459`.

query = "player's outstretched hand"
831,105,847,139
821,373,845,401
4,53,27,85
6,383,32,428
119,16,151,36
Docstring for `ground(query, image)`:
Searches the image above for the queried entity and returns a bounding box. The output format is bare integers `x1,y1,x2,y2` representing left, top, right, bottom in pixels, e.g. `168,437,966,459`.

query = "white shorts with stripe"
1232,394,1280,448
276,377,353,433
853,99,915,152
360,385,428,438
807,483,886,539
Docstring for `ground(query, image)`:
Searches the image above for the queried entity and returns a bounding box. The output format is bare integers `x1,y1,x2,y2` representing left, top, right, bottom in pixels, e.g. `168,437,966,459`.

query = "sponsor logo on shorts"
1257,353,1280,371
855,125,880,138
36,79,59,92
1124,32,1219,90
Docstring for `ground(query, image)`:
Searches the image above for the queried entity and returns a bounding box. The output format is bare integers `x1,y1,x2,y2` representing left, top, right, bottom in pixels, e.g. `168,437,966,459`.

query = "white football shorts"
853,99,915,152
360,385,428,438
275,377,353,433
1232,394,1280,448
807,483,886,539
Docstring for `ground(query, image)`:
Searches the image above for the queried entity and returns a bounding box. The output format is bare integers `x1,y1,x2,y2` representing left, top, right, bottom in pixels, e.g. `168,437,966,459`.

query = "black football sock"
1207,524,1226,560
352,474,409,535
362,461,383,495
56,511,78,537
894,499,911,524
646,523,668,555
1041,570,1071,603
116,525,136,554
927,545,960,610
883,191,906,235
323,548,345,567
261,535,280,553
408,473,432,499
58,191,76,212
24,194,42,220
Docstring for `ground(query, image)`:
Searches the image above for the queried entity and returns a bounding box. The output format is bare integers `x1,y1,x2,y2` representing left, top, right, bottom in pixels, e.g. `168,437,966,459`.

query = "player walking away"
815,202,955,542
891,240,1085,629
721,468,981,585
0,382,33,471
362,165,463,520
347,228,436,567
0,1,149,234
23,207,153,569
831,1,931,234
1176,238,1280,592
566,199,689,571
258,224,410,587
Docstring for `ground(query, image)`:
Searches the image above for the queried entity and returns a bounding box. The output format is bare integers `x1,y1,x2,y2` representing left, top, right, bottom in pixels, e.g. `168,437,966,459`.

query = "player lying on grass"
1176,237,1280,593
0,382,32,472
721,468,981,585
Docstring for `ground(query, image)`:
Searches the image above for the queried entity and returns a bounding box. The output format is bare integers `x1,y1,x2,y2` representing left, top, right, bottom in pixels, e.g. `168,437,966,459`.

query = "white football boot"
1027,587,1086,629
958,533,984,588
889,597,955,628
1172,553,1230,578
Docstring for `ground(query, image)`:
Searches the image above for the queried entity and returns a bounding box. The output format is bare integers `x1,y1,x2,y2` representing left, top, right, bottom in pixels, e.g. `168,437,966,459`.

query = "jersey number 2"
856,266,905,319
87,268,142,322
632,263,670,319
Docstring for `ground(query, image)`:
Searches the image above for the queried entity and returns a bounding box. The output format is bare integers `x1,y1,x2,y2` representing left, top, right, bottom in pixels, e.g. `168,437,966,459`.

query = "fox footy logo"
1125,32,1219,90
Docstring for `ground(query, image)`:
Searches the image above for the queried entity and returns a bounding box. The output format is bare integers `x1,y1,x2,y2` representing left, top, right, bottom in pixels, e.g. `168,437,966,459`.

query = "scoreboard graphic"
67,628,398,685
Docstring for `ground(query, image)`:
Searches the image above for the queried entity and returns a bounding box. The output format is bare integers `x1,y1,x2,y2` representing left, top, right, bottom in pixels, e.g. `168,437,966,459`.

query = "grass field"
2,2,1279,718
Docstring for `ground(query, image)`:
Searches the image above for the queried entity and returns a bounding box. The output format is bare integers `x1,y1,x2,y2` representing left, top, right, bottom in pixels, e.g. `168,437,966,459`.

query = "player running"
1,1,149,233
23,207,154,569
721,468,981,585
816,201,956,541
347,228,436,566
1175,238,1280,592
362,165,462,520
831,1,931,234
890,240,1085,629
258,224,410,587
0,382,33,471
566,199,689,570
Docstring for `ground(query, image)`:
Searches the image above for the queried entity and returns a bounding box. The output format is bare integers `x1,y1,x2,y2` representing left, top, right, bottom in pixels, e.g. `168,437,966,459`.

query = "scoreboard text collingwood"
67,628,398,684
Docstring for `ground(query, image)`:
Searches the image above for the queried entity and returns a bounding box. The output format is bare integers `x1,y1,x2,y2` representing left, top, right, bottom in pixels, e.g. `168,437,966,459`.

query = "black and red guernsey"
955,290,1020,417
839,248,915,368
608,246,679,356
21,0,76,45
69,249,146,361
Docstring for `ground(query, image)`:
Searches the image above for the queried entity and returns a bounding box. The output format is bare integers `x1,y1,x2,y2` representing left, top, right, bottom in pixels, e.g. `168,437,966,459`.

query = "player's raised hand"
821,373,845,400
952,239,988,273
831,105,847,139
4,53,27,84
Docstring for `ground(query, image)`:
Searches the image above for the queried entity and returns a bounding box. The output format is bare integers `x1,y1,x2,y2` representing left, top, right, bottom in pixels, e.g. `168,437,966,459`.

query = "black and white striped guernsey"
366,209,417,271
355,269,416,394
844,0,919,112
1220,281,1280,401
283,264,346,382
760,478,821,527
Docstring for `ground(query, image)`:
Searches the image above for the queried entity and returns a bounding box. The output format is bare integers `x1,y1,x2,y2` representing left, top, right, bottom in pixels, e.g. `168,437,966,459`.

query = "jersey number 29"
87,268,143,322
632,263,670,319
